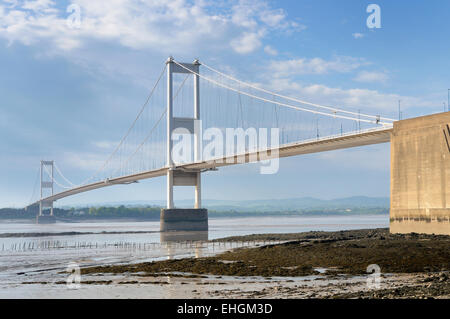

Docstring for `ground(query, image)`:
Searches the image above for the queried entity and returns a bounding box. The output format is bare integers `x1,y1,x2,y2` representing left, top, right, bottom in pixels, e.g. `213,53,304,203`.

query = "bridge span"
30,126,392,205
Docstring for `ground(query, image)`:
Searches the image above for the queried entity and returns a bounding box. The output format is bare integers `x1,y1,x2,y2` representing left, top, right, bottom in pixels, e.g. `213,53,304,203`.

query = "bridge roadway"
30,126,392,206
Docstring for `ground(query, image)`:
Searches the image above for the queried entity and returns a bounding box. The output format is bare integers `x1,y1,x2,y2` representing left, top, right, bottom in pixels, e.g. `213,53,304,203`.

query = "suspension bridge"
26,57,450,235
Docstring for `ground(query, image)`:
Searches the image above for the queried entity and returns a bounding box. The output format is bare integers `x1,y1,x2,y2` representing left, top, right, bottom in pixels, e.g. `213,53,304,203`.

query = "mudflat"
80,228,450,298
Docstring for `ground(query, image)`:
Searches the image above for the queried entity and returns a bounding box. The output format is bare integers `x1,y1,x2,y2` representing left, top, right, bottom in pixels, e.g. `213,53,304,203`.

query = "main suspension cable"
53,162,76,187
200,61,395,122
173,60,391,125
42,164,71,190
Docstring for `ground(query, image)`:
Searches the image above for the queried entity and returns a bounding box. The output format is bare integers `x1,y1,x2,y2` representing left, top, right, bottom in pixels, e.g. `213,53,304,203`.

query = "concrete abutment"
390,112,450,235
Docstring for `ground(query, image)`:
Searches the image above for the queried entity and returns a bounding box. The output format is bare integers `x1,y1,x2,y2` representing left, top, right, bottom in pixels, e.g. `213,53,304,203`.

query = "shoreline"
0,230,159,238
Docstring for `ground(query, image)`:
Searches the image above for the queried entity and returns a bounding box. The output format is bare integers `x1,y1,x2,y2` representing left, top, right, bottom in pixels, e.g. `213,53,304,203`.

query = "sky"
0,0,449,208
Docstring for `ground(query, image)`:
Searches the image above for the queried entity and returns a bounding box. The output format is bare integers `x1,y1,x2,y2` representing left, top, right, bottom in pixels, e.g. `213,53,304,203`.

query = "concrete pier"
390,112,450,235
36,215,56,224
160,209,208,232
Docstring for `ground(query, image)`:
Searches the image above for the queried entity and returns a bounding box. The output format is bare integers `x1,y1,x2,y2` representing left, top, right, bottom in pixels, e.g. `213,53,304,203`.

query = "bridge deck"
31,127,392,206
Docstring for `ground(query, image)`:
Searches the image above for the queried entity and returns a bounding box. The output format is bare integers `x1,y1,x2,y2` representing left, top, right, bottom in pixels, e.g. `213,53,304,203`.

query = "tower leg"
194,172,201,209
167,170,174,209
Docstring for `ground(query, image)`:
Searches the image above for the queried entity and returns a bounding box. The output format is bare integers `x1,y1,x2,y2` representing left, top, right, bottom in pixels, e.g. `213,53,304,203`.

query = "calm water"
0,214,388,298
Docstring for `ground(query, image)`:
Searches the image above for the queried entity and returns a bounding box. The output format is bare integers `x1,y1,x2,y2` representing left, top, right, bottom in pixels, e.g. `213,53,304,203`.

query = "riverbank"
80,228,450,298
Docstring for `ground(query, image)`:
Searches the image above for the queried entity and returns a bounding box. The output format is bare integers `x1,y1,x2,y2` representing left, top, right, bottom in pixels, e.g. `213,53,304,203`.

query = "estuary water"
0,214,388,298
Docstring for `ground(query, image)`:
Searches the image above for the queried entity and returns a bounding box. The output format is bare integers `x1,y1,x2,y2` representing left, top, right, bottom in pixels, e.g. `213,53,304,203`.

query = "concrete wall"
160,209,208,232
36,215,56,224
390,112,450,235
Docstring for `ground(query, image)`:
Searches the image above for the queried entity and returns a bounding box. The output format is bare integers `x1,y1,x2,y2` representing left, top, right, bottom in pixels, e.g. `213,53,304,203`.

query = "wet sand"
79,228,450,298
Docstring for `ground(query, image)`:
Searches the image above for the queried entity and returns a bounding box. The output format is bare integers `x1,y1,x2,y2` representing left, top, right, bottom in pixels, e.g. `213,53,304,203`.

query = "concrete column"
167,57,174,168
166,57,174,209
50,164,54,216
193,59,201,162
193,59,202,209
39,161,43,216
195,172,201,209
167,170,174,209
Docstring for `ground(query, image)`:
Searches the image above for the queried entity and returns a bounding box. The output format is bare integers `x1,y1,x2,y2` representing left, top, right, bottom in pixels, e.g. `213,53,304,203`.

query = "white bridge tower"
37,160,56,223
161,57,208,232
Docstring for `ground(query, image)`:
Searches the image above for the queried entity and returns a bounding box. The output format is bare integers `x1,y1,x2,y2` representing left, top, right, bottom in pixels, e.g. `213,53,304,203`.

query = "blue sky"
0,0,449,207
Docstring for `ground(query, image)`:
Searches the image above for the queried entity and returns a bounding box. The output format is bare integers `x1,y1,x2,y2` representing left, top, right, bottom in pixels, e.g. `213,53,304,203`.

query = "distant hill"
204,196,389,213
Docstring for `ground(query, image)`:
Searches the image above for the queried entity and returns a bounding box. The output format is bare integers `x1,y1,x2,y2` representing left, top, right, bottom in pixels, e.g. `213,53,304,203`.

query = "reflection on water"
161,231,208,259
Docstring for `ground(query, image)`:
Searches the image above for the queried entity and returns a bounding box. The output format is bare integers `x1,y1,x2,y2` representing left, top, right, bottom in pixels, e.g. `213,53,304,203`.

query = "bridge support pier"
160,209,208,232
36,214,56,224
162,169,208,231
37,200,56,224
390,112,450,235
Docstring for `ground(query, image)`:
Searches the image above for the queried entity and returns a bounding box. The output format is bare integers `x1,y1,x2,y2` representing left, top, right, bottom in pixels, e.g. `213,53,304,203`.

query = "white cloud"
264,45,278,56
22,0,56,13
255,56,435,116
231,0,259,28
231,30,265,54
92,140,117,150
354,70,389,83
263,77,430,114
268,56,369,77
352,33,364,39
0,0,302,56
259,8,286,28
231,0,303,30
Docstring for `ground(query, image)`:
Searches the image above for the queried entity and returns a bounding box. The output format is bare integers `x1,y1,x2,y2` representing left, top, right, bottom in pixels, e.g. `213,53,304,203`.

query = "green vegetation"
83,205,160,219
0,206,161,220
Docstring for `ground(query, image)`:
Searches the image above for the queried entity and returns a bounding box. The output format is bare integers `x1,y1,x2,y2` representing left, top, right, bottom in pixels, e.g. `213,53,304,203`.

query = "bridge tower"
160,57,208,232
37,160,56,224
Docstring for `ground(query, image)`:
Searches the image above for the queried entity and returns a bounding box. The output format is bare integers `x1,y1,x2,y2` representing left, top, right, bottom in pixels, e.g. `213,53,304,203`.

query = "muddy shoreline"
80,228,450,298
